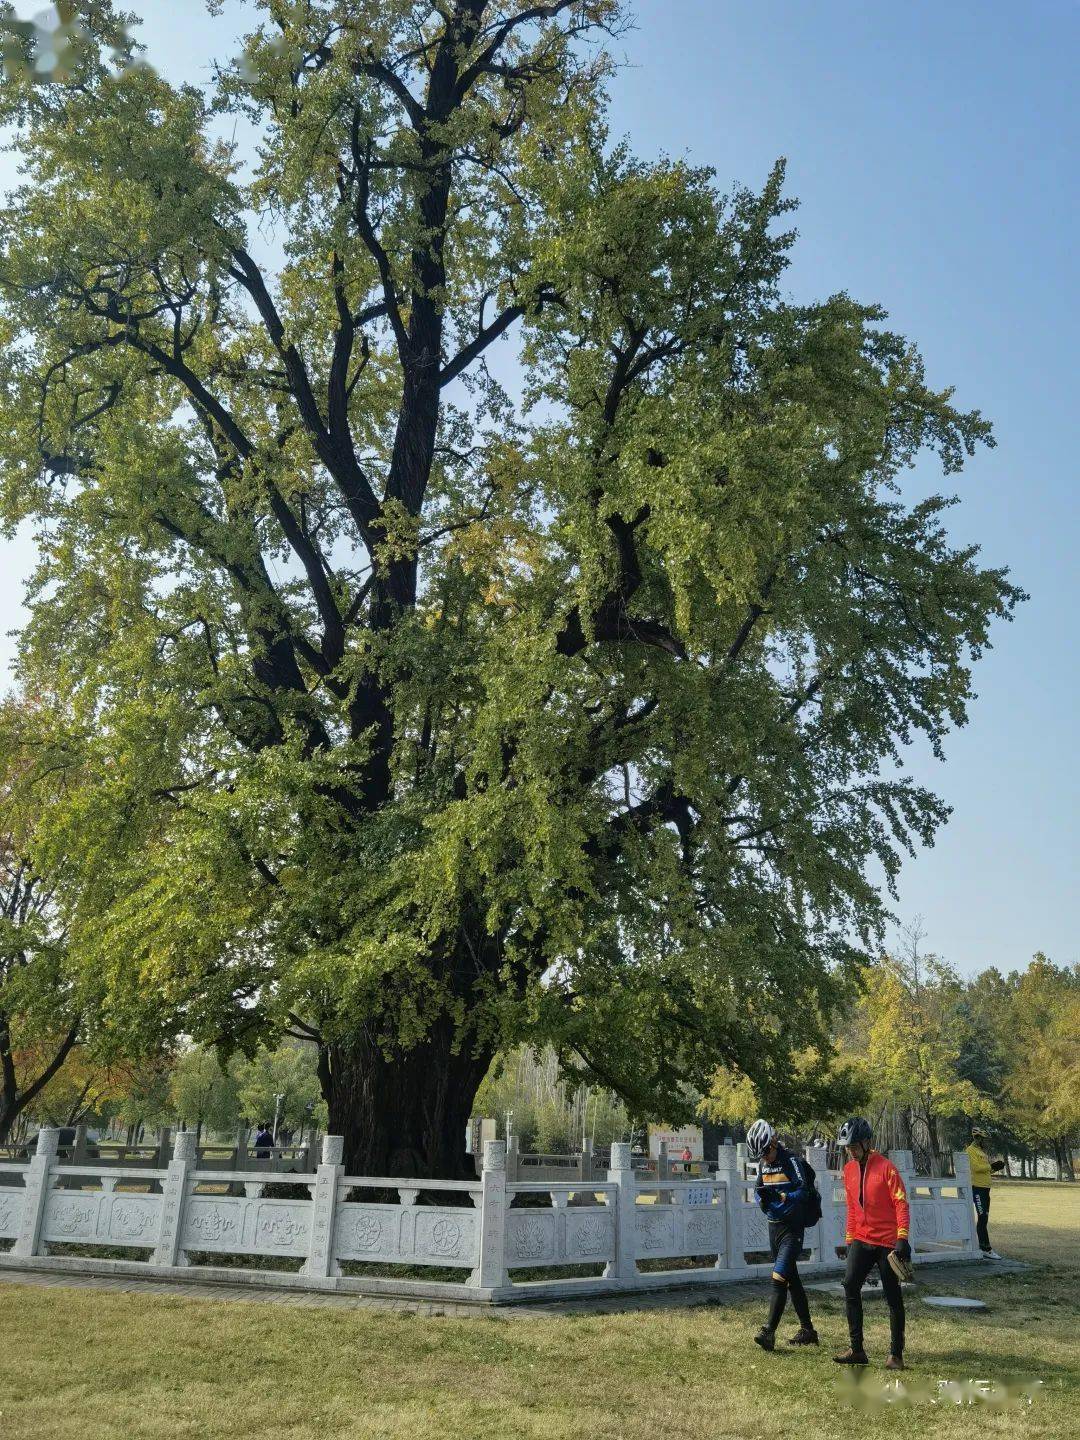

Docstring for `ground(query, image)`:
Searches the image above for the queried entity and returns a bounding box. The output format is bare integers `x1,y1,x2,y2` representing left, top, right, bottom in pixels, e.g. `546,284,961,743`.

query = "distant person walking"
833,1117,910,1371
747,1119,819,1350
966,1127,1006,1258
253,1125,274,1160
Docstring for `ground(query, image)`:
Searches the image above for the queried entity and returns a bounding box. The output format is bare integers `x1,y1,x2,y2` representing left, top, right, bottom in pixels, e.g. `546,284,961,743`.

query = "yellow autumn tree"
840,925,993,1169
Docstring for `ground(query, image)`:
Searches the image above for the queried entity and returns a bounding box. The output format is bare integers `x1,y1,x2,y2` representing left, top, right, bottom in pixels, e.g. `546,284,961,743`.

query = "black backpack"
800,1156,824,1227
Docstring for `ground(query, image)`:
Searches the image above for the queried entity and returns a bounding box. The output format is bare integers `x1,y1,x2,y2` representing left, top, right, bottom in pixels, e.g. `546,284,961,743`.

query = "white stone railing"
0,1133,981,1303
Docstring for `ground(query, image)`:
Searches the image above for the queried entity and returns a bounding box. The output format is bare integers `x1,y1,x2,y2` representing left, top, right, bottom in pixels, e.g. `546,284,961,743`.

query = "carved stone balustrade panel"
41,1189,164,1250
0,1187,25,1239
333,1201,479,1267
181,1195,311,1255
505,1209,556,1268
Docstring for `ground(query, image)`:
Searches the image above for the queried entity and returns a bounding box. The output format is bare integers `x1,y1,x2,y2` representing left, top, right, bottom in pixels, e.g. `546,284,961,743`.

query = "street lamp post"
272,1093,285,1146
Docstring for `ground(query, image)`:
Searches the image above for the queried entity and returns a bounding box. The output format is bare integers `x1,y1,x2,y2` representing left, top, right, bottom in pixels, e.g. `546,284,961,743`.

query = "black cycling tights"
766,1269,812,1331
844,1240,905,1357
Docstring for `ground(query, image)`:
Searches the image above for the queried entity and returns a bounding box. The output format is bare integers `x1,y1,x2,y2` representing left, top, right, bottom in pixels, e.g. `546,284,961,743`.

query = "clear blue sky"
1,2,1076,976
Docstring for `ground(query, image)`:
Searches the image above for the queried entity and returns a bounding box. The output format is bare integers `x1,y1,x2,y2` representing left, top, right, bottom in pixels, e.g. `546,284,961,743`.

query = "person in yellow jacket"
966,1127,1005,1258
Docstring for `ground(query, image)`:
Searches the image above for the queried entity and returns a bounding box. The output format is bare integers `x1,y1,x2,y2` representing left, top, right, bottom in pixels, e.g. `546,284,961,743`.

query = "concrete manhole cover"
922,1295,987,1309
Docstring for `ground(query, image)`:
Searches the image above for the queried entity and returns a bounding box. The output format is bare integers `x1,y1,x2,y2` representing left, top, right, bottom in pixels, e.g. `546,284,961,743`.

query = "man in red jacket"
833,1117,911,1370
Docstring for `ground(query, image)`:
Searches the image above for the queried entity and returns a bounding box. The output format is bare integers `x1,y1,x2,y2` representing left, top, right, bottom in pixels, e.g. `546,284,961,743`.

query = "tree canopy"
0,2,1021,1174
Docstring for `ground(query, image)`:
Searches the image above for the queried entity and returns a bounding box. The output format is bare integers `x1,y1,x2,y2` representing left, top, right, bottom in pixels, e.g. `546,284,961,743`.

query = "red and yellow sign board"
648,1125,703,1160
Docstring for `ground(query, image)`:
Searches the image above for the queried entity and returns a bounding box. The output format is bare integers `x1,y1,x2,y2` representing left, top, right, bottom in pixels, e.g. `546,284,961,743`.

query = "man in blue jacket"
748,1119,819,1349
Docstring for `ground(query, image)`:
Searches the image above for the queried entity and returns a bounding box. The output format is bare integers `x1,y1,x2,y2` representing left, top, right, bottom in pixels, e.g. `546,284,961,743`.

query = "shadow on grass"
915,1348,1073,1383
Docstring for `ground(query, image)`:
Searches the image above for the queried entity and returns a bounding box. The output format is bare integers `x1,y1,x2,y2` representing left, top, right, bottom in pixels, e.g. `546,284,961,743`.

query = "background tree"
949,963,1021,1165
168,1045,241,1141
106,1052,176,1143
699,1043,868,1145
13,1042,124,1132
0,696,85,1144
475,1045,632,1153
837,925,993,1171
234,1041,326,1139
0,2,1021,1174
999,956,1079,1179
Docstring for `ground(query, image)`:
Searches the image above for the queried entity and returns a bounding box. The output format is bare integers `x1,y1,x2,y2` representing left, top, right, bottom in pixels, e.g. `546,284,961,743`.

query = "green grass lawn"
0,1180,1075,1439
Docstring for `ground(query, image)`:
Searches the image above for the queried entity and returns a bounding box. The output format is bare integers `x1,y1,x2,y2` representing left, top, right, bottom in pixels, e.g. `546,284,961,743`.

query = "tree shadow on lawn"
914,1348,1072,1387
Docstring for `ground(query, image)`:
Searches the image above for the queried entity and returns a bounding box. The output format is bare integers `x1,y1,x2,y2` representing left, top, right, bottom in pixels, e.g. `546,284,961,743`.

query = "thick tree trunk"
322,1016,494,1179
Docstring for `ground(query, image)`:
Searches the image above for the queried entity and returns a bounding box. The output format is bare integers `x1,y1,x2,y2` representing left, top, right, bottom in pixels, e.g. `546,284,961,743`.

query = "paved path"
0,1256,1026,1320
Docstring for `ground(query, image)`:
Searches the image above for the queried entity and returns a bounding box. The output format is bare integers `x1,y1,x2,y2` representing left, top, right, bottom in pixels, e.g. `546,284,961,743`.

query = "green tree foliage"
930,955,1078,1176
950,963,1017,1156
106,1053,176,1138
475,1045,631,1154
235,1040,326,1136
699,1046,868,1139
113,1039,327,1141
168,1045,241,1140
999,956,1079,1177
0,3,1021,1173
0,696,84,1143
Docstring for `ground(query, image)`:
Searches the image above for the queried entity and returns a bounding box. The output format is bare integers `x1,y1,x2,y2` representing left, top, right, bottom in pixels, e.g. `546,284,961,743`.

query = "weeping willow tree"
0,2,1021,1174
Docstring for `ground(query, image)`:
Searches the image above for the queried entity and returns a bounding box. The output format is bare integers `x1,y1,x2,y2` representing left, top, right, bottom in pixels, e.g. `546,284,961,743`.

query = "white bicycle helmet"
746,1119,776,1160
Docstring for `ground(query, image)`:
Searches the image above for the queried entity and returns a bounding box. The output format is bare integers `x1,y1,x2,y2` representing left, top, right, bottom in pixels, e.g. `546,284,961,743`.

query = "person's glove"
990,1160,1006,1173
893,1238,912,1261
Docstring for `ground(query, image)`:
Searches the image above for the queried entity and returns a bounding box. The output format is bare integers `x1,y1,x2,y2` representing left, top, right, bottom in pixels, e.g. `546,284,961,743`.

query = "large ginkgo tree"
0,2,1021,1174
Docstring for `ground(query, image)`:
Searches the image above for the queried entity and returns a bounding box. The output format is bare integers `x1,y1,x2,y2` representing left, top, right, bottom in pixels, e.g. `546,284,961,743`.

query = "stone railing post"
235,1126,249,1170
72,1123,89,1166
889,1148,916,1257
580,1138,593,1182
805,1144,829,1264
952,1150,979,1256
153,1130,196,1267
505,1134,519,1183
302,1134,344,1278
13,1127,59,1258
604,1141,637,1284
304,1133,320,1174
473,1139,507,1290
155,1127,172,1169
714,1142,743,1274
656,1140,669,1182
